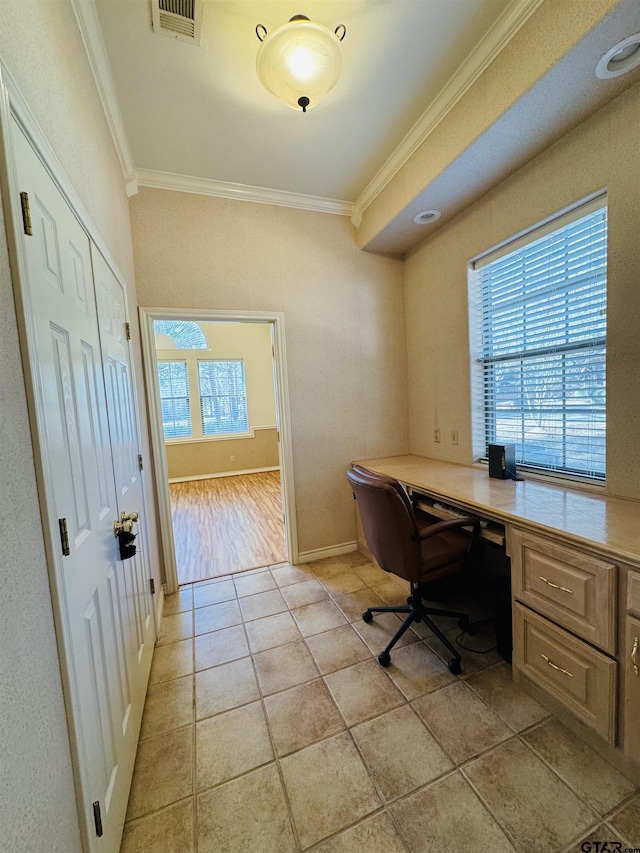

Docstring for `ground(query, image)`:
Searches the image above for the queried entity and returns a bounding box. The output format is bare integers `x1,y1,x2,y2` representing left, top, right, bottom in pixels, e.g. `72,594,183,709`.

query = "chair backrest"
347,466,421,582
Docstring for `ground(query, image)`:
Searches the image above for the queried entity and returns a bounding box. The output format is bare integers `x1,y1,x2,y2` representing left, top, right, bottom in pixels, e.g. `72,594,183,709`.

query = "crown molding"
351,0,546,226
135,168,354,216
71,0,136,188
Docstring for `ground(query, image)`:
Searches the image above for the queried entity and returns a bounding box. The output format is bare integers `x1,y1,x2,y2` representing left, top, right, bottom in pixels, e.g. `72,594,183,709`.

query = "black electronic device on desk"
488,443,522,481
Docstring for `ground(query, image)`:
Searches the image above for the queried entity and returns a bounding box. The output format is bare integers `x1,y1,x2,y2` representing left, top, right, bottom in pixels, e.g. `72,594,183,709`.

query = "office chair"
347,465,480,674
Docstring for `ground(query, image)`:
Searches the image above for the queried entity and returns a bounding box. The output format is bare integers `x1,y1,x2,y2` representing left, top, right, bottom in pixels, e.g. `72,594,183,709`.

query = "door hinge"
20,191,33,236
149,578,155,595
125,322,131,341
58,518,70,556
92,801,103,837
138,453,144,471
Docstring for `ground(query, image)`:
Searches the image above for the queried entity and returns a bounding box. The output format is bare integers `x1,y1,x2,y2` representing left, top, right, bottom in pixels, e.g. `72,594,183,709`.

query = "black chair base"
363,583,469,674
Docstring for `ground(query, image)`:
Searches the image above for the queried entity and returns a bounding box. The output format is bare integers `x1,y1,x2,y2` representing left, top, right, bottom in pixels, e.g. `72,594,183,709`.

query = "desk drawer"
510,529,616,654
513,603,616,744
627,571,640,617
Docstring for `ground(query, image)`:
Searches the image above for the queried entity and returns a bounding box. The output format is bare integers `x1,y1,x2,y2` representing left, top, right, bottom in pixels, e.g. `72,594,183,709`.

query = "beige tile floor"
121,554,640,852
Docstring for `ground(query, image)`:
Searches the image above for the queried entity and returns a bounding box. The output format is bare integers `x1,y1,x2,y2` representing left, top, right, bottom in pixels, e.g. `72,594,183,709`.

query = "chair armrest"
414,517,479,540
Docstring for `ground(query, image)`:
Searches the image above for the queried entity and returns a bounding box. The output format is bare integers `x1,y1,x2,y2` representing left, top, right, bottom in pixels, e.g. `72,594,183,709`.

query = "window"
198,360,249,436
157,361,192,438
153,319,207,349
473,198,607,479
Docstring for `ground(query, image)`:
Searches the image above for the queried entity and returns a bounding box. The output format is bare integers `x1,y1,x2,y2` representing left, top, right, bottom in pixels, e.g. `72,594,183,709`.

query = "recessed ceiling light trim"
596,33,640,79
413,210,441,225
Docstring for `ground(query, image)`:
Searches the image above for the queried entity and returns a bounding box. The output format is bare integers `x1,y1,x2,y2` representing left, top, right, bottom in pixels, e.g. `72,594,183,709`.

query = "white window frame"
469,194,607,483
156,350,251,444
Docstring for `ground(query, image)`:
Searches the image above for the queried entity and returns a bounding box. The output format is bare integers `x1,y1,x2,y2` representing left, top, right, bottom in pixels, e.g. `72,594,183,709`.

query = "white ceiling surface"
93,0,512,203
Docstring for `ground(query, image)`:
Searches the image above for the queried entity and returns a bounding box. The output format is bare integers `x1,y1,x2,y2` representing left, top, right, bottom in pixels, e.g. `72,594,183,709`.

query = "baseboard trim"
168,466,280,484
297,542,358,563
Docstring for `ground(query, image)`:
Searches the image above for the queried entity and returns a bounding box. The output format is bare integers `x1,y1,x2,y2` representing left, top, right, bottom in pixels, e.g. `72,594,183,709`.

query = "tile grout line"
240,567,304,852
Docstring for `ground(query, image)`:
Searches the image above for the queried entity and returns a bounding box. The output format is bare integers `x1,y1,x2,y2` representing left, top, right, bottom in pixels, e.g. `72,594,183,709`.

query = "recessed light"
413,210,441,225
596,33,640,79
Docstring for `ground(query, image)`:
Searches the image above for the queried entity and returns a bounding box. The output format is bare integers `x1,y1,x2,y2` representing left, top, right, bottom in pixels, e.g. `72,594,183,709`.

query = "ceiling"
91,0,516,201
82,0,640,254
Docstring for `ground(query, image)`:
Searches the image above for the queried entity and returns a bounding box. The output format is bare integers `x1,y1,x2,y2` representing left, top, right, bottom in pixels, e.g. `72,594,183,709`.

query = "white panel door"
92,246,155,708
11,120,150,853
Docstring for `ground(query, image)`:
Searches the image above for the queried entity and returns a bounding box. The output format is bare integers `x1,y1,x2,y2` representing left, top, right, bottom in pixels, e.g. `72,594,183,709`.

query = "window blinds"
198,360,249,436
474,198,607,479
157,361,192,438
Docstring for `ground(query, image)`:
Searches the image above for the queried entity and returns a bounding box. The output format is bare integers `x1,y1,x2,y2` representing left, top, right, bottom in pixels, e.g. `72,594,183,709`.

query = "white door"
92,246,155,710
11,119,152,852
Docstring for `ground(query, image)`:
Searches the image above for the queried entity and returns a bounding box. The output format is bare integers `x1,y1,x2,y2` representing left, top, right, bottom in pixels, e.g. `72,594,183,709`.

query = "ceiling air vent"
151,0,202,44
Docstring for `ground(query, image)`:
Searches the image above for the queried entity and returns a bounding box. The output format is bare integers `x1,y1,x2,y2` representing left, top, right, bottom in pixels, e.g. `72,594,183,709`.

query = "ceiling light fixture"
413,210,441,225
256,15,346,112
596,33,640,79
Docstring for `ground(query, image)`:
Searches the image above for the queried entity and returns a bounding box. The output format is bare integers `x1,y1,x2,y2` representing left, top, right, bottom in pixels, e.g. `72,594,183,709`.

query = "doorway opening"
139,309,297,593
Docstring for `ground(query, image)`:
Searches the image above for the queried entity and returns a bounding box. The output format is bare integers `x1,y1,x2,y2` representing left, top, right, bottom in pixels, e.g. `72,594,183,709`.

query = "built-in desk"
354,455,640,781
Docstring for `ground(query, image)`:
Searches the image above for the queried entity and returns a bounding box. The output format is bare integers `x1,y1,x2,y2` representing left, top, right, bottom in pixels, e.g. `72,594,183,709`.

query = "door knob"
113,511,139,537
113,511,139,561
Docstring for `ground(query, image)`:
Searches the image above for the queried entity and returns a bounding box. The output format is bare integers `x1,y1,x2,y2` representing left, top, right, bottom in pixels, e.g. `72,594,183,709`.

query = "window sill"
473,459,606,494
165,432,253,445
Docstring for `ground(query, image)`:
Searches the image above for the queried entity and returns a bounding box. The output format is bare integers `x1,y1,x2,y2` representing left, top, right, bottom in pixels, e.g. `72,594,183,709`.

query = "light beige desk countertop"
355,455,640,569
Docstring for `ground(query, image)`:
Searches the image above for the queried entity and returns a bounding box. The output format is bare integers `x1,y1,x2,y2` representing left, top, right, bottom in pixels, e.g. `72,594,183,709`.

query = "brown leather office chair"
347,465,480,674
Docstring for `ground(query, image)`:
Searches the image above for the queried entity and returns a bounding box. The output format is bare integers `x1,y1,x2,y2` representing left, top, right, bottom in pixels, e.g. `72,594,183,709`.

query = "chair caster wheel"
362,611,373,623
448,658,461,675
378,651,391,667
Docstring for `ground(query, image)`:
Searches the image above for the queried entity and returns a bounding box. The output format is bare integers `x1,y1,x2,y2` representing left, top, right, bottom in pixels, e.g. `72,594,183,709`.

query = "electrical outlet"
230,455,236,462
450,430,459,445
433,429,441,443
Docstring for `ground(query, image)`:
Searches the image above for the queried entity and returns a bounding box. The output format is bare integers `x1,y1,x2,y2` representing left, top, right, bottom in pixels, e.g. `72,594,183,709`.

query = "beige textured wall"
0,2,159,849
166,428,279,479
404,82,640,501
130,189,408,552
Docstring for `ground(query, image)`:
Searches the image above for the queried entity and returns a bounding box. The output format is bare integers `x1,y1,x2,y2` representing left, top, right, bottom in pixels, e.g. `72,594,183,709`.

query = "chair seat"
420,528,470,577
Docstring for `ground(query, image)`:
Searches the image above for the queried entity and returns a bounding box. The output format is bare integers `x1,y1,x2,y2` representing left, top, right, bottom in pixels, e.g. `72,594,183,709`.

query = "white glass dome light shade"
256,17,344,112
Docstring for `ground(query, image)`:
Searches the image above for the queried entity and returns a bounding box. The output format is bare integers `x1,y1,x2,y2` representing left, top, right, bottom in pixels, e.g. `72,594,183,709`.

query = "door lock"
113,511,139,536
114,511,139,560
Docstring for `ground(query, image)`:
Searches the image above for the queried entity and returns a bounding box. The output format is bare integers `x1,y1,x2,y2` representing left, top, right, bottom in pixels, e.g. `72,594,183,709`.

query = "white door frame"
139,307,298,593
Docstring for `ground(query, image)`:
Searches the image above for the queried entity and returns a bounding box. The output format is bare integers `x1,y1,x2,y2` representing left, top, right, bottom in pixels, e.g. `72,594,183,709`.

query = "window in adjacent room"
153,319,208,349
471,195,607,480
157,361,192,438
198,360,249,436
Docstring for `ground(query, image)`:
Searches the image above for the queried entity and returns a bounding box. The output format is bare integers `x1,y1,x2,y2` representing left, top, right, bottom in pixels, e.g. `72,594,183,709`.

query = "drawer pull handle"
632,636,639,676
540,653,573,677
539,576,573,594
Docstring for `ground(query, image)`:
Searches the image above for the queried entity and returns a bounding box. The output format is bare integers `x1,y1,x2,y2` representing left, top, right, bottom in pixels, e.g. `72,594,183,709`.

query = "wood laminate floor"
170,471,286,584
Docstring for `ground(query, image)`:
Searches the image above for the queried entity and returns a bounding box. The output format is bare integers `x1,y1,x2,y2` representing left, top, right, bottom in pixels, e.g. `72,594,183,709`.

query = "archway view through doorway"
154,318,287,585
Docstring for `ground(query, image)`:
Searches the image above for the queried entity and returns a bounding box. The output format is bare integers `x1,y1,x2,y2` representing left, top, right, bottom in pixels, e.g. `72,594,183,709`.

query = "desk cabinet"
510,527,620,746
513,602,617,743
510,529,616,654
623,613,640,762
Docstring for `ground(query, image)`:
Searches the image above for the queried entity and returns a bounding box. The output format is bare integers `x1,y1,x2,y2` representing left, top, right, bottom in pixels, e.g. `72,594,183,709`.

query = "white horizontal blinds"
198,360,249,436
157,361,192,438
476,200,607,479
